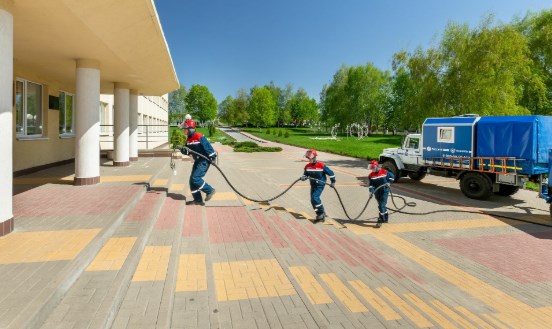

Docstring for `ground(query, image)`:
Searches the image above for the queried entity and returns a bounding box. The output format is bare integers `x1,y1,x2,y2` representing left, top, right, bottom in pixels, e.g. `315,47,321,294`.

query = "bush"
284,130,289,138
234,141,258,148
208,123,216,137
266,128,271,135
170,129,184,148
231,140,282,153
278,129,283,137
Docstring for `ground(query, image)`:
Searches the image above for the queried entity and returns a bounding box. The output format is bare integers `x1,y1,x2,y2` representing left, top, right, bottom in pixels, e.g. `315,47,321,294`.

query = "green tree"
517,9,552,114
247,87,276,127
289,88,318,125
218,96,234,124
185,84,218,122
169,85,186,123
440,21,532,116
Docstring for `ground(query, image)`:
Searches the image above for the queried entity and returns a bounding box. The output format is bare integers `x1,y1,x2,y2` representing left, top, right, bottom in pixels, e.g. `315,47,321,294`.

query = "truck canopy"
476,116,552,175
422,116,479,160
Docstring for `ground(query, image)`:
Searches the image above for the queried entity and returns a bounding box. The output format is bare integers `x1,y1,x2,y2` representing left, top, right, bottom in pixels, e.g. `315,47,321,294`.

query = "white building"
0,0,179,236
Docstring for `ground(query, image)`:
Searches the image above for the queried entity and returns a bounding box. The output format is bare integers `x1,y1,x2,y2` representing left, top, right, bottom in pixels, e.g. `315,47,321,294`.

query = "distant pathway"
218,126,267,143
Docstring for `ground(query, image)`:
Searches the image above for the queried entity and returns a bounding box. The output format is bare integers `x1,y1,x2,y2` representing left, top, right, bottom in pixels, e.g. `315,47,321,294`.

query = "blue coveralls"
368,168,395,221
303,161,336,216
185,132,216,202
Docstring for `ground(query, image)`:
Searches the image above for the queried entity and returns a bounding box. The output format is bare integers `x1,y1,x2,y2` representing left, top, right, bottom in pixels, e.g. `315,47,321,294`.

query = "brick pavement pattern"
1,141,552,328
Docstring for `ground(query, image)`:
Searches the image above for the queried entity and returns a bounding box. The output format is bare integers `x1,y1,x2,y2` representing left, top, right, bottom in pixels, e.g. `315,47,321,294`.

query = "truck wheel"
382,160,400,183
460,172,492,200
494,184,519,196
407,171,426,181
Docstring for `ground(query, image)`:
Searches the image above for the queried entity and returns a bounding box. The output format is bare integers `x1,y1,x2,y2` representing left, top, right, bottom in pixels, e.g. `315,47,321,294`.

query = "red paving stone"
352,235,425,283
435,231,552,284
126,191,162,222
271,215,313,255
311,228,359,267
207,207,263,244
251,210,288,248
154,198,182,229
321,228,382,272
13,186,142,217
182,205,203,237
288,221,336,261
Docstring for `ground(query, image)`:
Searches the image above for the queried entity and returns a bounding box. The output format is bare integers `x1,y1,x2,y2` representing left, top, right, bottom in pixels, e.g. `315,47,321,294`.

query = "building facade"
0,0,179,236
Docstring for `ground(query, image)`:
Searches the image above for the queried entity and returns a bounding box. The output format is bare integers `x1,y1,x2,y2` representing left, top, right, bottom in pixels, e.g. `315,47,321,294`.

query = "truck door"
399,135,422,165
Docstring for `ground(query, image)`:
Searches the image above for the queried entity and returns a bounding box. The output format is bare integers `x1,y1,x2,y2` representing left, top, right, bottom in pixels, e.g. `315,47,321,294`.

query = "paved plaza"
2,134,552,329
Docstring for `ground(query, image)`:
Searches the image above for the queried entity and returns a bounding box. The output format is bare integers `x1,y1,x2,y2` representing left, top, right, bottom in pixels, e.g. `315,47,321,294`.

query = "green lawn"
241,127,402,160
169,126,236,145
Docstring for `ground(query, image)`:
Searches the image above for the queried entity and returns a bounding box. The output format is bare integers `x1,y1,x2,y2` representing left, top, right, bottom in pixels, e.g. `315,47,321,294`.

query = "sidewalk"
2,143,552,328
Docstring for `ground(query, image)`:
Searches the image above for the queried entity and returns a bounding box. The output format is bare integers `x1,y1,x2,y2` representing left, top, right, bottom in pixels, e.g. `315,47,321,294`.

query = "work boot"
186,200,205,206
383,212,389,223
314,212,325,223
205,189,216,201
376,214,383,228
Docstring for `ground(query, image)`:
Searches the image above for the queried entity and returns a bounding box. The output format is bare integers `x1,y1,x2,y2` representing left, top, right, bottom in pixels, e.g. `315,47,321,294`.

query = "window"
437,127,454,143
15,78,43,136
59,91,74,135
408,137,420,149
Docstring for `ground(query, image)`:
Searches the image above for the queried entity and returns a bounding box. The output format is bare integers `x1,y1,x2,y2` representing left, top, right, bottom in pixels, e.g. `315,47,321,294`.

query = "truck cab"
379,134,426,182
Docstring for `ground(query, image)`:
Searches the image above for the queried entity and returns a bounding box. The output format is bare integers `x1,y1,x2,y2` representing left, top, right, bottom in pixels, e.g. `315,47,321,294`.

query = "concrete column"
113,82,129,166
0,0,14,236
129,89,138,161
74,59,101,185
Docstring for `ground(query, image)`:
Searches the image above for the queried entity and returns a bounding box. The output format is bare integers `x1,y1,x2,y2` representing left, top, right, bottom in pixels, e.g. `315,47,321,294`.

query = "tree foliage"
185,84,217,122
247,87,276,127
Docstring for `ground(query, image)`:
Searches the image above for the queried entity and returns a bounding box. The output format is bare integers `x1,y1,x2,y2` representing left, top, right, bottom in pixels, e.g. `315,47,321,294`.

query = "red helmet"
305,149,318,159
181,119,196,129
368,160,379,170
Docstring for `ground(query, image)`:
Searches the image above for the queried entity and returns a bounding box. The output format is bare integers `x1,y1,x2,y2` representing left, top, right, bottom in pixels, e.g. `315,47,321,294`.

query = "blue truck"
379,115,552,217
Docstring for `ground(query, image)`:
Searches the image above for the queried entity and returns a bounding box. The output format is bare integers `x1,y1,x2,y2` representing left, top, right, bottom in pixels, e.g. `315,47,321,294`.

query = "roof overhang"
12,0,179,95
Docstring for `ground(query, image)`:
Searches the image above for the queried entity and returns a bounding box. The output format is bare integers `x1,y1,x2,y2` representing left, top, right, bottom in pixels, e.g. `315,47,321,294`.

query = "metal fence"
99,124,170,150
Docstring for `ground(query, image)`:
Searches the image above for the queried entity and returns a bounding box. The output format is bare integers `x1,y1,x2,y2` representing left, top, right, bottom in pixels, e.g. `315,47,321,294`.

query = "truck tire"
382,160,400,183
460,172,492,200
494,184,520,196
407,171,426,181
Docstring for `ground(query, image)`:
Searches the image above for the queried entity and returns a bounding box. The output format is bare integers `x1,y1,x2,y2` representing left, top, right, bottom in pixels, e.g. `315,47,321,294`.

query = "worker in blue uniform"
368,160,394,227
301,149,336,223
179,120,217,205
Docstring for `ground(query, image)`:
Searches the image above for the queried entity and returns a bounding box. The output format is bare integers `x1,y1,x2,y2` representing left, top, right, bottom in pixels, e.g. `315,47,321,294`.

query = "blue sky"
156,0,551,103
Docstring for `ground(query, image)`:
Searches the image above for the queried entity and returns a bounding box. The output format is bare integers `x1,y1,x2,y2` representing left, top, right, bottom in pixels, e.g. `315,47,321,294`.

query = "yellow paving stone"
403,293,457,329
176,254,207,292
170,183,185,192
345,218,512,235
212,259,296,301
100,175,152,183
132,246,171,282
366,229,549,329
151,179,168,188
349,280,400,321
289,266,333,305
86,237,137,271
240,197,254,205
319,273,367,313
13,176,74,185
431,300,476,329
481,314,510,329
377,287,432,328
454,306,494,329
210,192,238,201
0,229,100,264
